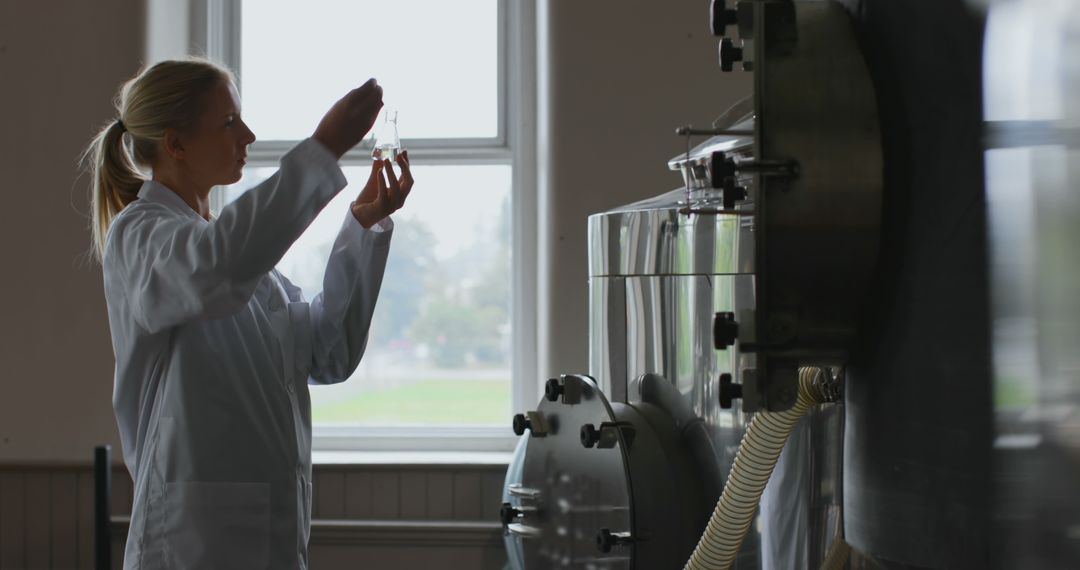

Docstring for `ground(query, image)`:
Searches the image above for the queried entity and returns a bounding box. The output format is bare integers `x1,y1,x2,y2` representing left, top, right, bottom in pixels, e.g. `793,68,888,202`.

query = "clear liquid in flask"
370,109,400,161
372,143,400,161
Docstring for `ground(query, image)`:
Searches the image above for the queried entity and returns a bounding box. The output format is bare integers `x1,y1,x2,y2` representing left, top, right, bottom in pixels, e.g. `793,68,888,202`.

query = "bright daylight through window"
219,0,512,430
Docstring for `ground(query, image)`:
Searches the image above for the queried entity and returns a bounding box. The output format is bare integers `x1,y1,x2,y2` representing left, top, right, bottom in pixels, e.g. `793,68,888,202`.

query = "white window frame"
186,0,537,453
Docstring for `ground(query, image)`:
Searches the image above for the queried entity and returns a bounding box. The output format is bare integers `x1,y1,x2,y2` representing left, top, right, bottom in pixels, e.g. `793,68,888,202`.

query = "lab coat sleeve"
305,211,393,384
107,138,348,334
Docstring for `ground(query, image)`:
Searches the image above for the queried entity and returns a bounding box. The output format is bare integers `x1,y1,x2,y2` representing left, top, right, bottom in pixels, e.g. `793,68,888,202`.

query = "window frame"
191,0,537,453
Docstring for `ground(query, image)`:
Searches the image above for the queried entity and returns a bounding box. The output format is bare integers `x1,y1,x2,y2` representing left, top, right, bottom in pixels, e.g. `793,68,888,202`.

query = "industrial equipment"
502,0,1080,568
503,1,882,567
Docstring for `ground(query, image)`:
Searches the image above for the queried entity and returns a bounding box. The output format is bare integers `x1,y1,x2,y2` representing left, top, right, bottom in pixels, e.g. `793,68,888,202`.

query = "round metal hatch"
512,374,634,569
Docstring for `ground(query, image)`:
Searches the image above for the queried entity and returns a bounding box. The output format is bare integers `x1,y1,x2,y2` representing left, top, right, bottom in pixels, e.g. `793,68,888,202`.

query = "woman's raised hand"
351,151,414,229
312,78,384,159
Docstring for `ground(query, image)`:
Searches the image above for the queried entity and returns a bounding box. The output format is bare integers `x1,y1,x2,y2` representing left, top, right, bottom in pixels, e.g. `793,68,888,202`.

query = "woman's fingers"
383,159,402,200
383,159,411,209
377,161,387,192
312,78,383,158
350,79,384,133
353,153,411,226
355,159,383,204
395,150,413,194
367,157,384,184
377,162,392,207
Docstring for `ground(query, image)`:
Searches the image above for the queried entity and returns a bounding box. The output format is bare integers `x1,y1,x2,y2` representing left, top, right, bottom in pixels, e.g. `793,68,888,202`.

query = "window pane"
221,163,512,426
240,0,499,140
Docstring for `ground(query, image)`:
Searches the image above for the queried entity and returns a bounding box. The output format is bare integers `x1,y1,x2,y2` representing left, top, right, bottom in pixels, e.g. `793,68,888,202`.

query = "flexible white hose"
684,367,832,570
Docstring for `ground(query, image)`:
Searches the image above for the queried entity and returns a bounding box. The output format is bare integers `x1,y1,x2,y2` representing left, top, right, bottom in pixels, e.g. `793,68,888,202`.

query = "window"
195,0,536,451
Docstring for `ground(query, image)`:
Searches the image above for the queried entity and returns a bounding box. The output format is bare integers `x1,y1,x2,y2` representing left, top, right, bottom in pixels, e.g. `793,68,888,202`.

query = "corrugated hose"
684,366,839,570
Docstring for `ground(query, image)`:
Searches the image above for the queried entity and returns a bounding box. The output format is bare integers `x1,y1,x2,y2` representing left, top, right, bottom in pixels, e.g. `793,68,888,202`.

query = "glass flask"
370,108,401,161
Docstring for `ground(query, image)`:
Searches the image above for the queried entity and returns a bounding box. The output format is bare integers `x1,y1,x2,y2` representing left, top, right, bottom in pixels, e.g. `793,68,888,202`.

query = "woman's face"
179,79,256,187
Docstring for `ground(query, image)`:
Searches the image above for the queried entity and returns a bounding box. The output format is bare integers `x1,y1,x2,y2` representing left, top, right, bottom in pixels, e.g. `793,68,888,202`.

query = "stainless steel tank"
587,126,760,568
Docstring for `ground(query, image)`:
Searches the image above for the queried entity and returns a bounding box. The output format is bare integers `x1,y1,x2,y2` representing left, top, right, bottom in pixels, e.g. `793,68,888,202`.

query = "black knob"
719,373,743,409
710,152,737,189
500,502,522,526
512,413,531,436
597,529,616,553
710,0,738,36
719,38,744,72
581,424,600,448
714,312,739,349
544,378,564,402
596,528,632,553
722,177,748,209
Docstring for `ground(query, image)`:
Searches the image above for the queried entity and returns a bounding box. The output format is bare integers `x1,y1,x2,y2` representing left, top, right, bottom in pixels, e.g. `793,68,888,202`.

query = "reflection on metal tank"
588,128,761,566
984,1,1080,567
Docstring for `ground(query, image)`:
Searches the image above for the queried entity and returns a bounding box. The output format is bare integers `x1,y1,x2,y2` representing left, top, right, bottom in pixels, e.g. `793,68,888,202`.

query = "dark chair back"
94,445,112,570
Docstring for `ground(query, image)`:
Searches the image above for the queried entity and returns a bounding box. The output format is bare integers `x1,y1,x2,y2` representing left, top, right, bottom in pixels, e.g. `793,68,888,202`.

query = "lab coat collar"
137,180,210,223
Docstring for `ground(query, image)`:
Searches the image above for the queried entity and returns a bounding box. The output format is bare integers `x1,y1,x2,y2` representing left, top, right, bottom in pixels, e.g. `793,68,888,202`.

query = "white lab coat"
102,138,392,569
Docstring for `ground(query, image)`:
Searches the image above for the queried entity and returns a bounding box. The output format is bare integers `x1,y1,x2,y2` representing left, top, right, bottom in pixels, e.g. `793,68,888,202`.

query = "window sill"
112,516,504,548
312,450,513,467
312,425,520,456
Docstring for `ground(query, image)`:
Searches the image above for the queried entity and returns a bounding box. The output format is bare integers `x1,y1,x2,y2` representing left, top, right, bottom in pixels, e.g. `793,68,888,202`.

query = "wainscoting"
0,462,509,569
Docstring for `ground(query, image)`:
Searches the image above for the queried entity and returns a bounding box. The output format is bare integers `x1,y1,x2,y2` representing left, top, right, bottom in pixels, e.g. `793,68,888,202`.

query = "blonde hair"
82,57,235,263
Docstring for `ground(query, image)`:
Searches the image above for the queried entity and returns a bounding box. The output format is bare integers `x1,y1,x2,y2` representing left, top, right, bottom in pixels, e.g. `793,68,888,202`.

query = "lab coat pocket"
164,481,270,570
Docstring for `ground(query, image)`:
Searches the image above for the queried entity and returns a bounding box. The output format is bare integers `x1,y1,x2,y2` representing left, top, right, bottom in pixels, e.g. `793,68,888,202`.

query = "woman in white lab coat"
83,58,412,569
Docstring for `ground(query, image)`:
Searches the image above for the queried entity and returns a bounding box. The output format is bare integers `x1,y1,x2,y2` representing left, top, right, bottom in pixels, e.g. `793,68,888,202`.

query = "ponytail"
82,57,234,264
83,118,144,263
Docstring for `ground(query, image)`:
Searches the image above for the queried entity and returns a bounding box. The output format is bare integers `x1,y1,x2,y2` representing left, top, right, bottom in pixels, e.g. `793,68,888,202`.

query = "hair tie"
117,118,127,132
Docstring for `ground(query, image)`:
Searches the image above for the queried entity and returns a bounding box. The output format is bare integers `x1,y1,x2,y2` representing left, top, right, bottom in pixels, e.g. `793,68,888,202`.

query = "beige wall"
537,0,753,377
0,1,144,463
0,0,752,463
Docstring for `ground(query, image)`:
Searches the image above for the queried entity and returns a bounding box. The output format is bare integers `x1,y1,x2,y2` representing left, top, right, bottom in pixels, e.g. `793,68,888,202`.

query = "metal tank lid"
587,111,755,278
587,193,752,278
666,115,756,193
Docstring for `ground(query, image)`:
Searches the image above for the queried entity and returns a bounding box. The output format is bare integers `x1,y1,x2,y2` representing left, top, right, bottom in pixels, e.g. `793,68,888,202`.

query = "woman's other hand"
351,151,413,228
312,78,384,159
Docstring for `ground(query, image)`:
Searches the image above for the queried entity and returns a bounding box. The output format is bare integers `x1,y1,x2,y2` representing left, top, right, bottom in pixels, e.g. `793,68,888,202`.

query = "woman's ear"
162,128,185,160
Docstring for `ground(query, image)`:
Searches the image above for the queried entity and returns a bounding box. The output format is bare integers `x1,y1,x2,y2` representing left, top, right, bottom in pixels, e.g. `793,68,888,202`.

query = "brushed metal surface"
751,0,883,410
